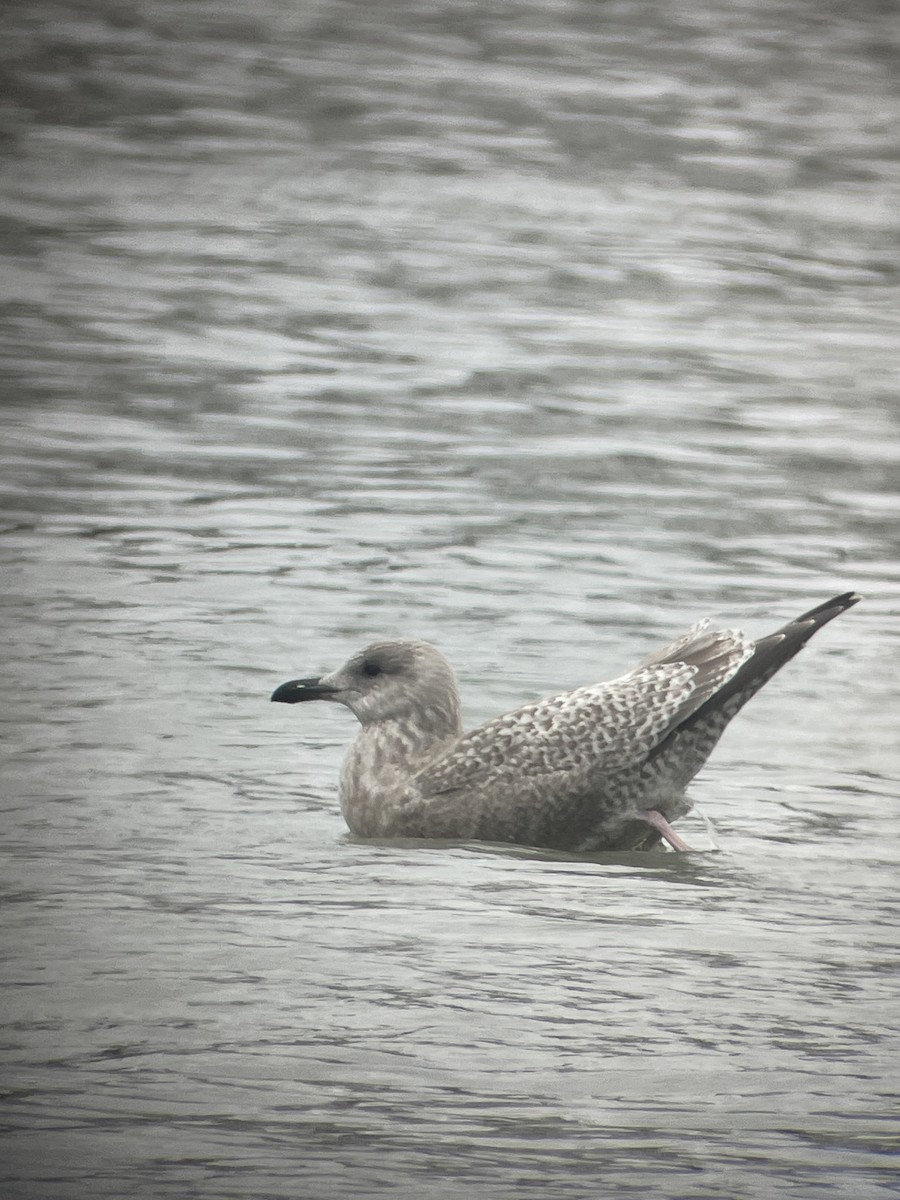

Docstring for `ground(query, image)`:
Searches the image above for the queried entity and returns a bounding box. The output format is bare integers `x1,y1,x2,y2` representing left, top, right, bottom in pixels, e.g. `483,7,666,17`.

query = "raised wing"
414,626,753,797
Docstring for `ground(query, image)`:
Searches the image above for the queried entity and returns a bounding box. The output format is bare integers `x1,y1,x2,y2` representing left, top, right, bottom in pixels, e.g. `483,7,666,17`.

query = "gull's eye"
361,660,382,678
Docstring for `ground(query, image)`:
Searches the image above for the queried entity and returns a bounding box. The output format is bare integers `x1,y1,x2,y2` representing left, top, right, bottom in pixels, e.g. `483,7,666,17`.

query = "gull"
271,592,860,852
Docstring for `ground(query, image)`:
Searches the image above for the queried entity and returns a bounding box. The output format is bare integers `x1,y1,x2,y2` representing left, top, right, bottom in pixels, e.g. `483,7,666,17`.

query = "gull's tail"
652,591,861,758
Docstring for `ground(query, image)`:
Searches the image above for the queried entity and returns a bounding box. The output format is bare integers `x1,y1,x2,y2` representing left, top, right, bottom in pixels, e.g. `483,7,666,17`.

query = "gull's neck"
357,708,462,759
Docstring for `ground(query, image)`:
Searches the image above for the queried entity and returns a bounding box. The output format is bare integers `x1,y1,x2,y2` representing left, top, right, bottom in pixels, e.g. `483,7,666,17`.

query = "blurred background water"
1,1,899,1197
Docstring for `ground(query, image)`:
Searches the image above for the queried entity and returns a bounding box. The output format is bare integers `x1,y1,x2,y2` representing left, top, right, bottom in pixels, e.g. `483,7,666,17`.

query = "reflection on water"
1,1,899,1197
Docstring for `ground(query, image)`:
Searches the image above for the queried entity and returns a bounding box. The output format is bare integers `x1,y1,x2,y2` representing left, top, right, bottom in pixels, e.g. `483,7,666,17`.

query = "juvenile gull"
271,592,860,852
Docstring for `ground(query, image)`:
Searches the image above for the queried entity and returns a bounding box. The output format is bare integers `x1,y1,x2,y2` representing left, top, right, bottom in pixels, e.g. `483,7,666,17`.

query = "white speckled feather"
415,639,751,795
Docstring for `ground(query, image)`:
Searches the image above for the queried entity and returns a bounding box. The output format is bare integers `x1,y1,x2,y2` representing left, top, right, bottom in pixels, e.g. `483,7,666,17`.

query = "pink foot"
641,809,692,852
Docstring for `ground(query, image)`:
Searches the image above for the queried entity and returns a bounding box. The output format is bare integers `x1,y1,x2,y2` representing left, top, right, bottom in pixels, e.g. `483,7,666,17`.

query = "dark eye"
361,660,382,677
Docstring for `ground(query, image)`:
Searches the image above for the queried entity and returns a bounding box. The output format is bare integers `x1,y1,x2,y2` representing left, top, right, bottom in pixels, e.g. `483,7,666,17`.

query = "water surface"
1,2,899,1197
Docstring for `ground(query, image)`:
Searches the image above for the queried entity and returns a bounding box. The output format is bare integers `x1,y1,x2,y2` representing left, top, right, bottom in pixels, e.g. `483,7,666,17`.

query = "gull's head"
271,639,462,733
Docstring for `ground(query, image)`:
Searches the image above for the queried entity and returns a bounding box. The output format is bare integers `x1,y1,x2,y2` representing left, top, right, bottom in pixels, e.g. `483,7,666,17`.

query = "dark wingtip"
793,591,862,625
658,590,862,750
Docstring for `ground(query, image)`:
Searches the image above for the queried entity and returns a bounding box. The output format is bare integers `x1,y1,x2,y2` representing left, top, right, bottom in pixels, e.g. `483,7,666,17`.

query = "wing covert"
414,665,685,796
414,626,753,798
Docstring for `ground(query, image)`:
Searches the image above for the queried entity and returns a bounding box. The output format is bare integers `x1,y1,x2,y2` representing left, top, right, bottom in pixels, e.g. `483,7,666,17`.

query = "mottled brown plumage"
271,592,860,852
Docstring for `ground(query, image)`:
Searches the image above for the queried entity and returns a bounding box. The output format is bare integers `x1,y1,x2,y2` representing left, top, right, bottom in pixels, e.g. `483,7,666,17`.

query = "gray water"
1,2,899,1197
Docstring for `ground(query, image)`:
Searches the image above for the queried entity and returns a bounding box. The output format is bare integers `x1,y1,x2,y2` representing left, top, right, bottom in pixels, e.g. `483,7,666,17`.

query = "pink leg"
641,809,692,852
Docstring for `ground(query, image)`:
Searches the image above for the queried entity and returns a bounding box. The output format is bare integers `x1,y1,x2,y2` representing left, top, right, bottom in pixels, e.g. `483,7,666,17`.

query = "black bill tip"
270,677,341,704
